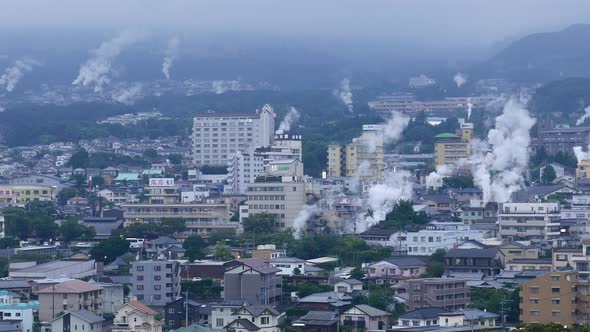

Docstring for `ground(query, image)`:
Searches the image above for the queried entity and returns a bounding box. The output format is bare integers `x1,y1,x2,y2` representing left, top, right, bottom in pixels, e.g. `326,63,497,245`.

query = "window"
216,319,224,327
154,275,161,281
155,285,161,290
169,309,175,313
530,287,539,294
136,285,144,290
154,295,162,300
136,266,144,271
552,287,560,293
137,276,144,281
551,276,560,281
530,311,540,317
552,299,560,305
552,311,561,317
530,299,539,304
169,320,175,326
63,294,68,299
261,317,270,325
155,266,162,271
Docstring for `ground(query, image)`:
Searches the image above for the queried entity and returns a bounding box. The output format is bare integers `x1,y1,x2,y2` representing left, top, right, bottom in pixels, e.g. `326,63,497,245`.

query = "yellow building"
577,160,590,180
10,185,56,205
434,122,473,166
326,125,384,178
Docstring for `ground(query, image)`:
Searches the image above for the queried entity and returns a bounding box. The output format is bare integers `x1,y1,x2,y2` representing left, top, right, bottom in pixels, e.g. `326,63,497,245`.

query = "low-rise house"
269,257,306,276
438,309,499,329
50,310,104,332
365,257,426,283
340,304,389,330
251,245,286,261
292,311,338,332
0,290,39,332
81,216,123,240
223,259,281,305
499,242,540,263
444,248,504,277
297,292,352,312
397,307,448,328
145,236,182,257
37,280,103,322
165,298,210,330
224,305,284,332
505,259,552,272
211,301,248,330
112,301,162,332
333,279,363,294
553,248,583,270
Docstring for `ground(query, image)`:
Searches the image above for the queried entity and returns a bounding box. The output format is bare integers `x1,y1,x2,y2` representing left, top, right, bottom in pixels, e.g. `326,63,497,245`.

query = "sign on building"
149,178,175,187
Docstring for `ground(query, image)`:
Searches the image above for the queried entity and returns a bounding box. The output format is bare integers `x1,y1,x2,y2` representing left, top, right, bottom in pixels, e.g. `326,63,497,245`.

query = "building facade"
404,278,470,311
434,123,472,166
37,280,103,322
520,271,578,326
0,290,39,332
192,105,275,166
130,260,181,307
498,202,561,243
223,259,281,305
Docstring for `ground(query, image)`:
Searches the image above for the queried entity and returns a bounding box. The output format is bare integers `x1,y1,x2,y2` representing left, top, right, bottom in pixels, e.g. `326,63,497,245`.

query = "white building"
226,150,265,195
50,310,104,332
0,215,5,238
112,301,162,332
192,104,275,166
269,257,306,276
498,202,561,243
259,134,303,166
224,305,284,332
0,290,39,332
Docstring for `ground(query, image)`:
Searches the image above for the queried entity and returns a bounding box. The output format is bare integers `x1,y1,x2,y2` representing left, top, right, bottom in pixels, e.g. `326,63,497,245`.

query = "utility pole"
500,295,513,331
185,289,189,327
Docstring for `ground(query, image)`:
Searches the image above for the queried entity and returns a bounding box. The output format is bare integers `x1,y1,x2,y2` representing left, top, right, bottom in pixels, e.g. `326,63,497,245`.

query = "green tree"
244,213,276,234
91,175,105,188
541,165,557,184
68,148,89,168
159,218,186,237
89,236,130,263
183,234,207,262
0,237,19,249
426,249,446,277
59,219,96,244
57,187,78,205
350,267,365,280
442,175,474,189
380,200,429,229
213,242,234,261
167,154,182,165
143,148,159,161
367,285,393,311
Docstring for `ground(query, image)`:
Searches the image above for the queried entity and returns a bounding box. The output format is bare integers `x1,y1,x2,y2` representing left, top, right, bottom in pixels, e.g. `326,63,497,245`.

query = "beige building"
577,160,590,180
520,271,579,326
403,278,469,311
553,248,583,270
121,198,233,238
499,243,540,263
434,123,473,166
37,279,103,322
326,125,384,178
113,301,162,332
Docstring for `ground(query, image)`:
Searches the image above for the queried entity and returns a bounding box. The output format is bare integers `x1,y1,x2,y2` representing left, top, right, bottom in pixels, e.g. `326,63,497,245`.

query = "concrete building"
0,290,39,332
121,199,233,238
50,310,104,332
245,159,308,231
578,160,590,181
434,123,473,166
499,242,540,263
8,185,56,205
130,260,181,307
37,280,103,322
326,125,385,178
498,202,561,243
225,150,265,195
340,304,389,331
520,271,578,326
251,244,286,261
9,258,96,280
404,278,470,311
537,126,590,155
192,105,275,166
88,282,124,315
260,134,303,166
223,259,281,305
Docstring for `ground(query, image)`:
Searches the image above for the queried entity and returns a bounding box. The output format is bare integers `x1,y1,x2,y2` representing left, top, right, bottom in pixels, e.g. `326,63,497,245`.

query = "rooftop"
38,280,102,294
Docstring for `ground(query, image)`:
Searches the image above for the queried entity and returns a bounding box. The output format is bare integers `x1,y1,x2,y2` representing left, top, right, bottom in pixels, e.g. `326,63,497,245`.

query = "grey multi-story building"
192,105,275,166
536,126,590,155
131,260,181,306
223,258,281,305
404,278,470,312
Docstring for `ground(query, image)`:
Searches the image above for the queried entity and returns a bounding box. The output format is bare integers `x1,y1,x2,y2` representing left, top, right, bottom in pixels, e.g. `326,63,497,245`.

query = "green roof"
142,169,164,175
114,172,142,181
435,133,460,139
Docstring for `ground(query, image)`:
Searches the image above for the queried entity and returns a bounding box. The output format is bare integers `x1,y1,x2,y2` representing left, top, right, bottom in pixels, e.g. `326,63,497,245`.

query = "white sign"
149,178,175,187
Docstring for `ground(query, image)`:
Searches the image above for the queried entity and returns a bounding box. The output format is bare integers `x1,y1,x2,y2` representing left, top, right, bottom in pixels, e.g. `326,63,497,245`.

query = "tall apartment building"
259,134,303,166
226,151,265,195
245,159,308,230
536,126,590,155
130,260,181,307
327,125,384,178
404,278,469,311
498,202,561,243
121,198,233,238
520,271,579,326
192,104,275,166
434,122,473,166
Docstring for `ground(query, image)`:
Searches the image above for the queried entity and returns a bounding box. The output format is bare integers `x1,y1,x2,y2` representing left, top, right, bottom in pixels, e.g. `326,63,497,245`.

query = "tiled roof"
38,280,103,294
127,301,157,315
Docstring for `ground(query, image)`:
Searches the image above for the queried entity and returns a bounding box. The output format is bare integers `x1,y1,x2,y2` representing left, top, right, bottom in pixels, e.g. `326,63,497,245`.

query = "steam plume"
162,36,179,80
471,99,535,203
453,72,467,87
574,145,590,163
73,30,144,92
0,58,39,92
212,80,241,94
335,78,353,112
293,204,319,239
426,164,455,189
275,107,300,134
111,83,142,105
466,98,473,120
383,111,409,145
576,106,590,126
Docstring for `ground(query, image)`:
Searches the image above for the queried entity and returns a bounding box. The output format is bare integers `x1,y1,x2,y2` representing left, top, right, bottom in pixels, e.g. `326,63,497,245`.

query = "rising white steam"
574,145,590,163
360,170,414,231
111,83,142,105
162,36,179,80
335,78,353,112
453,72,467,87
471,99,535,203
212,80,241,94
383,111,410,145
426,164,455,189
73,30,145,92
275,107,300,134
0,58,39,92
293,204,320,239
466,98,473,120
577,106,590,126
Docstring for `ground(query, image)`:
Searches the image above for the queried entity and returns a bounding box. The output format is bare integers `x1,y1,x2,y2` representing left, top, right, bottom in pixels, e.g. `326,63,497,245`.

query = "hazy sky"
2,0,590,53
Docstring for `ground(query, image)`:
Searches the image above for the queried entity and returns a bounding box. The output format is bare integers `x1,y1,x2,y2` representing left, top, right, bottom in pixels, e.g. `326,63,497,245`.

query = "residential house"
340,304,389,330
50,310,104,332
333,279,363,294
224,305,284,332
553,248,582,270
396,307,448,328
444,248,504,277
269,257,306,276
499,242,540,263
365,257,426,283
0,290,39,332
223,259,281,305
438,309,499,329
37,280,103,322
211,301,248,330
81,217,123,240
297,292,352,312
145,236,183,258
112,301,162,332
292,311,338,332
251,245,286,261
164,298,209,330
415,194,455,213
